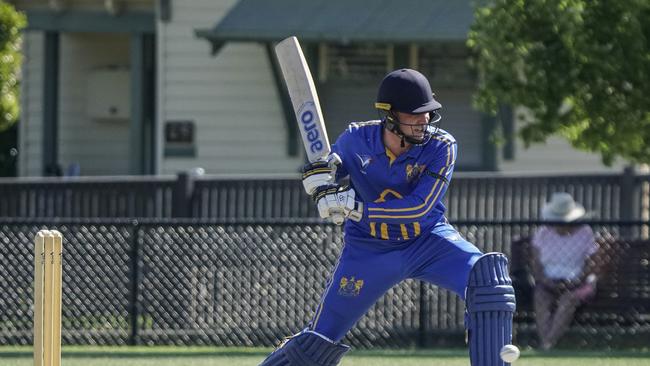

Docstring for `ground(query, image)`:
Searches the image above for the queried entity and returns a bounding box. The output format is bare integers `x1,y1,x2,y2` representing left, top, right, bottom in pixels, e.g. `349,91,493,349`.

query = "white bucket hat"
541,192,586,222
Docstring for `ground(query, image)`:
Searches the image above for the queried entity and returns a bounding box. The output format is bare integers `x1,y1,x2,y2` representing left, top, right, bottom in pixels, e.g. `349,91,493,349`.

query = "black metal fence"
1,219,648,349
1,168,649,220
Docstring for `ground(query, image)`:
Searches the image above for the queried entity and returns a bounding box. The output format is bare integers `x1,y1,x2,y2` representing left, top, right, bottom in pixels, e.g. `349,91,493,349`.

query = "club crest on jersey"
298,101,324,155
406,163,427,182
355,154,373,174
338,276,364,297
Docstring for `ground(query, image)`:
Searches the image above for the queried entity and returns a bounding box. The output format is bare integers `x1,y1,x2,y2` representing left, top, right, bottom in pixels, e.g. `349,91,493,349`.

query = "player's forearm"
364,182,447,224
365,197,427,222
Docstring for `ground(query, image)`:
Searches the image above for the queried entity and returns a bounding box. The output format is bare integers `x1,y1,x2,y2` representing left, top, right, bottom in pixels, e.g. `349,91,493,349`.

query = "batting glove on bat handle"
301,153,342,195
331,211,345,226
312,184,363,224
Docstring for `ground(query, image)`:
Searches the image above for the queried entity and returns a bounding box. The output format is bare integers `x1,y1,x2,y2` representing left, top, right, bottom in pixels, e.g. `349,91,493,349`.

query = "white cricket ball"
500,344,520,363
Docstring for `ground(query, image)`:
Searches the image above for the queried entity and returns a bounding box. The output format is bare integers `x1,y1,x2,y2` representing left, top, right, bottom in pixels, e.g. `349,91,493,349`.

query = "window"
418,43,475,89
323,43,390,82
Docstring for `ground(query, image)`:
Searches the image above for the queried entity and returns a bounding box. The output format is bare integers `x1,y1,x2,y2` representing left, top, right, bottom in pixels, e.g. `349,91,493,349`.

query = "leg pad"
466,253,516,366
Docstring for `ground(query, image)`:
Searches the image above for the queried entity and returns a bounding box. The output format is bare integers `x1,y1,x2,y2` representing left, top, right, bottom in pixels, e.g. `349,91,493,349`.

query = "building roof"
195,0,474,45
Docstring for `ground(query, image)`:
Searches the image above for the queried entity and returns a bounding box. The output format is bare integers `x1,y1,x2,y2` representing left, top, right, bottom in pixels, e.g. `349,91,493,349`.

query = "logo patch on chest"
355,154,373,174
406,163,427,182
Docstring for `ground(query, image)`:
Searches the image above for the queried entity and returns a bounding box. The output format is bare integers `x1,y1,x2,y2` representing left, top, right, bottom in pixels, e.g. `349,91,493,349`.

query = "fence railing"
1,219,648,349
0,175,177,218
1,168,649,220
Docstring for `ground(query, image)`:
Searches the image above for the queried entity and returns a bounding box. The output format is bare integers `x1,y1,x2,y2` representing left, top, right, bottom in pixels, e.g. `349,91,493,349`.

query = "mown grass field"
1,346,649,366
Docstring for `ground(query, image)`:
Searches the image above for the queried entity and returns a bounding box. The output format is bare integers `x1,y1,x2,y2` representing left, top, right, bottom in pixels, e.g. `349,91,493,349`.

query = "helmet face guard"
382,110,441,145
375,69,443,146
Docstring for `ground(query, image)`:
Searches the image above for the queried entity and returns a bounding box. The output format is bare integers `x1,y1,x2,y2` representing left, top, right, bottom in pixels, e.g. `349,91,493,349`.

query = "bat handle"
331,211,345,226
327,153,342,183
324,153,344,225
327,153,342,167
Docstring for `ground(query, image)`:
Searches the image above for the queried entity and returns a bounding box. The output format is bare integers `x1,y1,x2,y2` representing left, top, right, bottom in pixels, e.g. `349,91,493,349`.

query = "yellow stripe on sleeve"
380,223,389,240
368,143,451,214
369,222,376,237
400,224,409,240
413,222,421,236
368,179,447,219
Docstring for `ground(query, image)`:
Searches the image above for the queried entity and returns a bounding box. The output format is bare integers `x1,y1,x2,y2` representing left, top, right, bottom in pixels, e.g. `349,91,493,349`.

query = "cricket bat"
275,36,332,162
274,36,344,225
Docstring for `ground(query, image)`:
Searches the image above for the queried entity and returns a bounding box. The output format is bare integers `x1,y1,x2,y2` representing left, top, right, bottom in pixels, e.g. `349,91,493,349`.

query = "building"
11,0,624,176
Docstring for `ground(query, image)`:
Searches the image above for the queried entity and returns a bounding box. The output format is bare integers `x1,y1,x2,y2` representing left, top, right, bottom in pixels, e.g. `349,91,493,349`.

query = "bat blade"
275,36,331,162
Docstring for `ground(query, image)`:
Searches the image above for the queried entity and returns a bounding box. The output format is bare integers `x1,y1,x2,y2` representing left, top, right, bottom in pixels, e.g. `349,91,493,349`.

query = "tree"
0,1,25,132
0,1,24,176
468,0,650,164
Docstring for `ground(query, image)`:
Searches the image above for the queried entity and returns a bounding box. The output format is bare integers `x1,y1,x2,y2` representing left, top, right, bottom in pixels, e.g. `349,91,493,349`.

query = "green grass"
1,346,648,366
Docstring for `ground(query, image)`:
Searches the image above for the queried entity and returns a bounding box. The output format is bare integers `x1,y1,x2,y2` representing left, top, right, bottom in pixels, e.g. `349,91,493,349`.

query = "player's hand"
312,184,363,223
301,153,342,195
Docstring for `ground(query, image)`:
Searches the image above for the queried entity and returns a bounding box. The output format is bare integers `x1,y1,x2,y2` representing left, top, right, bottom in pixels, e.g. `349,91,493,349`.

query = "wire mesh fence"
0,219,648,349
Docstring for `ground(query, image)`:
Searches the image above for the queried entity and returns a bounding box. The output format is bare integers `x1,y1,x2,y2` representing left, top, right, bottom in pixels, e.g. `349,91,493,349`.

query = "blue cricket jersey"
308,121,484,343
331,121,457,245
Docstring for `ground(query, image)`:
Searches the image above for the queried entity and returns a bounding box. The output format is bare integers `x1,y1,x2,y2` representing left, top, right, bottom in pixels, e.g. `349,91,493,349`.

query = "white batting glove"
312,184,364,224
301,153,342,195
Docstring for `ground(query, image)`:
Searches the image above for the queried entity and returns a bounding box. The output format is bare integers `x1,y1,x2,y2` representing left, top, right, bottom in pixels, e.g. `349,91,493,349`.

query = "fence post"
639,164,650,239
128,221,141,345
418,281,428,347
620,166,637,222
173,172,194,217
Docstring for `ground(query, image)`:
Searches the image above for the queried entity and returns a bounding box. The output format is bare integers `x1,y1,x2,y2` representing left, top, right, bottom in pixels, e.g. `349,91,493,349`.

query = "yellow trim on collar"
385,147,397,166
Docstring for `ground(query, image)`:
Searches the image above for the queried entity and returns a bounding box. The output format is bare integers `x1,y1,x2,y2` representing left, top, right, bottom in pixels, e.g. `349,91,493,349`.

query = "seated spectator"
531,192,600,350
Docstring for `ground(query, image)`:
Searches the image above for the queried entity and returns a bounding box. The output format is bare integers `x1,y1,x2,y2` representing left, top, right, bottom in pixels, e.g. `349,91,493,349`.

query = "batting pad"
466,253,516,366
259,330,350,366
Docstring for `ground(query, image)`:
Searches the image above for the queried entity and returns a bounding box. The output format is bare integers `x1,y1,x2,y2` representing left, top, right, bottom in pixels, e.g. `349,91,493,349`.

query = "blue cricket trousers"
310,223,482,342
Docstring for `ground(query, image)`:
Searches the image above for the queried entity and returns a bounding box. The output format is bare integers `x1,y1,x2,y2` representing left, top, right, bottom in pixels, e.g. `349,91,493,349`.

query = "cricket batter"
260,69,516,366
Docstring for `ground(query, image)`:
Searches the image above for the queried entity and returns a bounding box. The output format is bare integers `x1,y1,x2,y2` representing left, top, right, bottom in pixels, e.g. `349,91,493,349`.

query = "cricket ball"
500,344,520,363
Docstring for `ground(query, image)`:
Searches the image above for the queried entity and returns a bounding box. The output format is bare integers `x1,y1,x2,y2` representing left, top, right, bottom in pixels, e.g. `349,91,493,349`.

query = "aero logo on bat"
298,101,324,154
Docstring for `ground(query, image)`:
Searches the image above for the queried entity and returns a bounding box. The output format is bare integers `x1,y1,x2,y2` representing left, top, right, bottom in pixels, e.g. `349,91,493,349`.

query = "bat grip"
327,153,342,183
327,153,342,167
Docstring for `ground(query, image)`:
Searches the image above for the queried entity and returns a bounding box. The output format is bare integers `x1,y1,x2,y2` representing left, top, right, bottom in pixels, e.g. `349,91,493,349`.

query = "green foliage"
0,1,25,132
468,0,650,164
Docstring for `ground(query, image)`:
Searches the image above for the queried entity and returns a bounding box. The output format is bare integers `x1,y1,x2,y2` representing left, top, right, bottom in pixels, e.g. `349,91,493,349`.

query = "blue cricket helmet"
375,69,442,114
